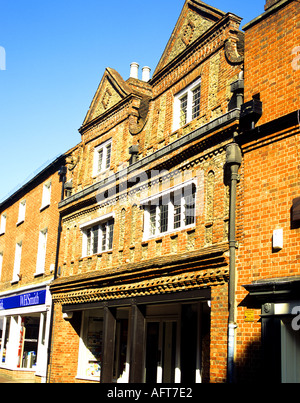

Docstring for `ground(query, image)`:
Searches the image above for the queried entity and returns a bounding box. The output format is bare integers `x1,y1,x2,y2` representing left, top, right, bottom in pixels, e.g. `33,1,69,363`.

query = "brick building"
235,0,300,383
1,0,296,385
0,155,66,382
48,0,244,383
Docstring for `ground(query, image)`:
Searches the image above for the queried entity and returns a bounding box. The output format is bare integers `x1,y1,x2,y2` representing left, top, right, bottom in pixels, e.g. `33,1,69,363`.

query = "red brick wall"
0,168,62,290
210,284,228,383
235,0,300,383
48,305,87,383
244,1,300,125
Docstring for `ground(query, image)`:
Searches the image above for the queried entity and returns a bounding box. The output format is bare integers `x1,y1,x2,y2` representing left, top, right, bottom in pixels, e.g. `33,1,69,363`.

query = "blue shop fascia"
0,282,52,382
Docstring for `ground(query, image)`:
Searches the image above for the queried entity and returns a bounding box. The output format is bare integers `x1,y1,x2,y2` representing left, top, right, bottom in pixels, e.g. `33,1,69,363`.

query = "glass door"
145,320,178,383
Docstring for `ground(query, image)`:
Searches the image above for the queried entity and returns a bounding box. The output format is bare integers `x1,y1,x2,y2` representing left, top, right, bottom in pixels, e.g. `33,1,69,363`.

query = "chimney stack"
130,62,139,79
264,0,281,11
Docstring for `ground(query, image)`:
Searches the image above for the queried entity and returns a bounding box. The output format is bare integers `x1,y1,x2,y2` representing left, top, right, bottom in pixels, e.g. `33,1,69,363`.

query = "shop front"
244,277,300,383
0,284,52,382
62,289,211,384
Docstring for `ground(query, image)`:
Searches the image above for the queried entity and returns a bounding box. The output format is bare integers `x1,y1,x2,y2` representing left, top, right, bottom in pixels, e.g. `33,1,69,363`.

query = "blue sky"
0,0,264,202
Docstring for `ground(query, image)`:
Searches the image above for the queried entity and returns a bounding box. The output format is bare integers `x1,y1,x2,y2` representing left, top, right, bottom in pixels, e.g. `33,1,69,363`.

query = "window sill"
142,224,196,243
40,203,50,212
16,219,24,227
81,249,113,259
34,272,45,278
92,167,111,179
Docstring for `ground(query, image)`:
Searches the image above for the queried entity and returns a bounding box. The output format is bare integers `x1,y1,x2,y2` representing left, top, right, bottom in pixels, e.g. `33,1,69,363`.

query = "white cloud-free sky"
0,0,264,202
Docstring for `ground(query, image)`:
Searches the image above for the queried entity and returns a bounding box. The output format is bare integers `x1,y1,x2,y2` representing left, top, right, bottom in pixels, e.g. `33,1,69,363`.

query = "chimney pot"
130,62,139,79
142,66,151,82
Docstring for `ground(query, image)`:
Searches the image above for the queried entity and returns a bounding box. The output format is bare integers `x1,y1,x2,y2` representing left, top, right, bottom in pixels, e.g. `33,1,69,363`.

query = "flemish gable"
82,67,132,127
153,0,225,77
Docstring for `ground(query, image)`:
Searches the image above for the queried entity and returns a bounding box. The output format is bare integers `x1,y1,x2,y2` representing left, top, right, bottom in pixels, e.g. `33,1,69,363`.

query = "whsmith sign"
0,290,46,311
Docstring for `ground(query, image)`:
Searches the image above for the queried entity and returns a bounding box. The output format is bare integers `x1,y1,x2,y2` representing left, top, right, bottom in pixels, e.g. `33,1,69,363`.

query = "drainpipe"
46,165,67,383
225,141,242,383
54,166,67,280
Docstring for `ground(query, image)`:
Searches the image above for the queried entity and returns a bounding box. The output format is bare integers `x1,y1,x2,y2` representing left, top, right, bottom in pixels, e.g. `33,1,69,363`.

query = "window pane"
150,205,157,236
192,86,201,120
101,223,107,251
107,219,114,250
173,190,182,229
97,149,103,172
92,226,99,255
174,204,181,229
106,144,112,170
180,95,188,127
160,204,169,233
184,185,196,225
87,228,92,256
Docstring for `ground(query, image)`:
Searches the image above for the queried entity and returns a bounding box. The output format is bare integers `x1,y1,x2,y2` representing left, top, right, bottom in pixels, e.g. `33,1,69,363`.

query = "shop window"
19,316,40,369
77,310,103,381
173,78,201,131
80,214,114,257
0,316,10,364
141,181,196,240
93,139,112,176
0,313,48,374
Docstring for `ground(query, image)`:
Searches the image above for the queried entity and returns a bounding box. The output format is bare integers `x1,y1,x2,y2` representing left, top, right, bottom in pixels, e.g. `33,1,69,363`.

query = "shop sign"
0,289,46,311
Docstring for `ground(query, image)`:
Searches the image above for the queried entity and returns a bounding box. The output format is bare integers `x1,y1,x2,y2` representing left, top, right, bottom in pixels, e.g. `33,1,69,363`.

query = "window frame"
12,241,22,283
40,181,51,211
35,228,48,276
173,77,202,131
93,139,112,177
0,214,6,235
17,200,26,225
141,180,197,241
80,213,115,258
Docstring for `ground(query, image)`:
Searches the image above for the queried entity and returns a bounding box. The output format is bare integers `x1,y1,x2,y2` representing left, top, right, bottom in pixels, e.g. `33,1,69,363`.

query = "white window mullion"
168,199,174,232
97,225,102,254
186,89,192,123
156,205,160,236
143,208,150,240
181,195,185,229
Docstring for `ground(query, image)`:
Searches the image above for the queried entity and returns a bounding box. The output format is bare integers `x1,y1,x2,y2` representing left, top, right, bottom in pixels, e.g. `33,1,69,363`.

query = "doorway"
281,319,300,383
145,320,178,383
